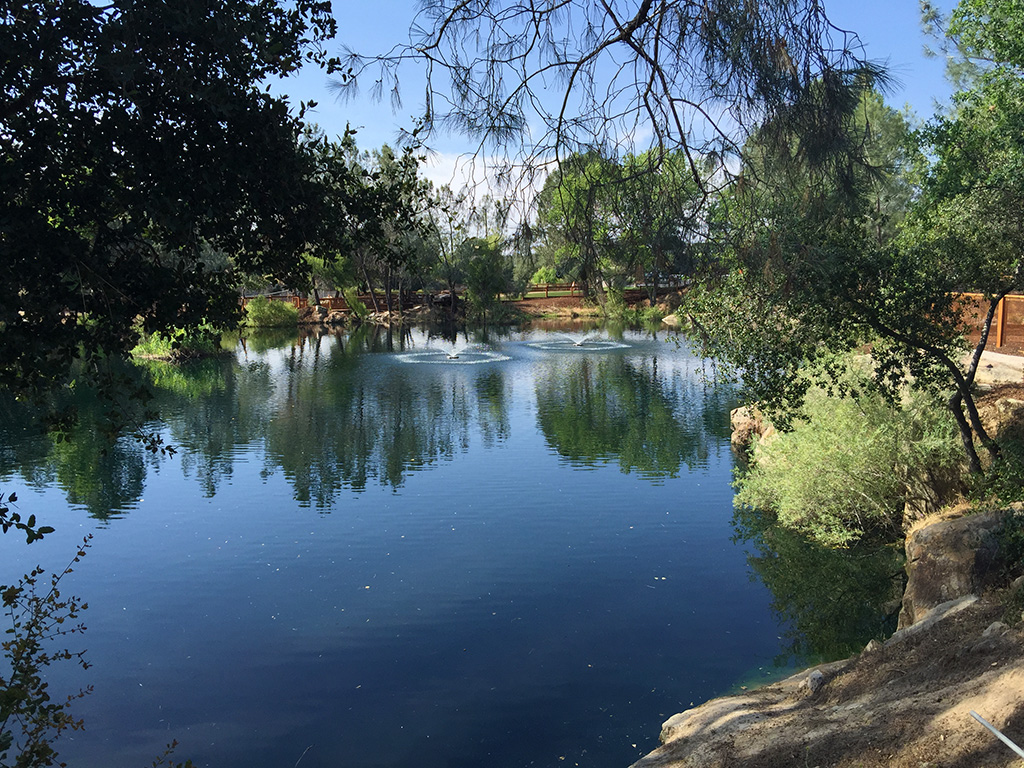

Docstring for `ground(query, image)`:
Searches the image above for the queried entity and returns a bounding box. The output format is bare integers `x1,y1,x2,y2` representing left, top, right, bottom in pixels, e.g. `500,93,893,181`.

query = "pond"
0,326,898,768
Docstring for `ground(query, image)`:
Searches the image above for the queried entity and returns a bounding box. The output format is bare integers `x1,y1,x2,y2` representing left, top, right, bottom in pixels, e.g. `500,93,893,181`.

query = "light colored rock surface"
629,596,1024,768
973,350,1024,386
729,405,774,454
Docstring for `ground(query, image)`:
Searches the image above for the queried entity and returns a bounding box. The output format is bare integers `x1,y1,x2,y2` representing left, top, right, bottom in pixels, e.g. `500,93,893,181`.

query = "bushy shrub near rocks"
243,296,298,327
735,381,962,547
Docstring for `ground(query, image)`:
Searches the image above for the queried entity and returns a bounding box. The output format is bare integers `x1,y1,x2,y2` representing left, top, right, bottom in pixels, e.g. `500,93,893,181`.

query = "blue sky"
275,0,958,171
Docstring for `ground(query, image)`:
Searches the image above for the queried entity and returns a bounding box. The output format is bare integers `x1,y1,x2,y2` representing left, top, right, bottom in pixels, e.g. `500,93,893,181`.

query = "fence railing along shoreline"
241,289,1024,355
240,282,680,313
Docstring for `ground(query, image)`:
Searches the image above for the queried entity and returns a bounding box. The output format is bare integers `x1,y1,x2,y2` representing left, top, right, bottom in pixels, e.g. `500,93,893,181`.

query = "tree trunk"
384,266,394,315
948,392,984,475
361,263,380,313
958,292,1009,466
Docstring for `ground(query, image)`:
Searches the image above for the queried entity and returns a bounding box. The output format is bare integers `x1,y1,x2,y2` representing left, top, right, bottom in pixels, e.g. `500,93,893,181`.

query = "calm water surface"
1,327,793,768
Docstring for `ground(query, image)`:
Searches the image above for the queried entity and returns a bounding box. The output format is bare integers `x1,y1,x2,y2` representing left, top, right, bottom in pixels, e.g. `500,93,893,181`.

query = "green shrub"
342,287,368,322
972,438,1024,507
735,382,962,547
530,266,557,285
997,504,1024,579
602,286,628,319
998,505,1024,623
131,324,221,360
463,237,511,317
243,296,298,328
603,299,665,327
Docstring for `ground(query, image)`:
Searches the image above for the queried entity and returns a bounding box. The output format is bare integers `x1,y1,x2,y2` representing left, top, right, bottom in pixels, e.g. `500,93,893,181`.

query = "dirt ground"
512,291,682,318
513,295,603,317
632,595,1024,768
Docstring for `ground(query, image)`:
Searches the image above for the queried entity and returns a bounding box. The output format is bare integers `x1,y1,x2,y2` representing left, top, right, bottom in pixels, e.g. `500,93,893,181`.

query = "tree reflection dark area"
0,329,745,517
535,354,735,477
734,504,905,662
0,328,522,514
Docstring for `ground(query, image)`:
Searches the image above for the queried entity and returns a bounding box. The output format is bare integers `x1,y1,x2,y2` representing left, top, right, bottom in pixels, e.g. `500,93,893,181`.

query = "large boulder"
325,309,348,325
298,304,329,323
898,509,1007,629
729,405,774,456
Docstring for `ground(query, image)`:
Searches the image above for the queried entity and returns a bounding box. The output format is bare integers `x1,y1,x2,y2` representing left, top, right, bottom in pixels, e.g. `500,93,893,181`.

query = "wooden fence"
241,293,426,313
522,282,581,298
244,281,687,314
519,282,683,300
959,292,1024,354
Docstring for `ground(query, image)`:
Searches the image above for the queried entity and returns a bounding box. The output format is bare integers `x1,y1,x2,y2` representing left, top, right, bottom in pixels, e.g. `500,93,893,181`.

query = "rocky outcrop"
297,305,350,325
729,406,774,456
297,304,329,323
660,313,682,328
629,596,1024,768
898,509,1008,629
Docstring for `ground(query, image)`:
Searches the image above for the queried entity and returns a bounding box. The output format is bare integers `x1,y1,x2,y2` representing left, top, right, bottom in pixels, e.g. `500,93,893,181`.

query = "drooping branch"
333,0,883,180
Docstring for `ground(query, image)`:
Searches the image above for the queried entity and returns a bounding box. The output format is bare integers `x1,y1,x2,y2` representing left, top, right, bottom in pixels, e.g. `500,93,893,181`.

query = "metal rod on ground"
970,710,1024,761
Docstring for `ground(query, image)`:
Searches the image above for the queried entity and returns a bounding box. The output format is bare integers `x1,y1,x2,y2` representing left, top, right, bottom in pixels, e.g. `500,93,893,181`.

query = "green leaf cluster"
242,297,299,329
735,372,962,547
0,496,52,546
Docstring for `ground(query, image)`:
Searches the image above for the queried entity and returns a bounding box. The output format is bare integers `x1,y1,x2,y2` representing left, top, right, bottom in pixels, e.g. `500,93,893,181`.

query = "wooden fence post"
996,296,1007,349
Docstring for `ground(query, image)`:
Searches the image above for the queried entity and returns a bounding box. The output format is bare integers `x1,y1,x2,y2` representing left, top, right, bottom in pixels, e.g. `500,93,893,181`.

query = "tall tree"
300,128,370,302
350,145,435,314
689,61,1023,475
535,152,619,302
1,0,337,413
612,150,704,299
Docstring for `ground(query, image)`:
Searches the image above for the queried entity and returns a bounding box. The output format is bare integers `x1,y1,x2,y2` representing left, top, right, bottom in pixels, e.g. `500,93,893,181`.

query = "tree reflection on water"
1,327,741,519
734,503,906,662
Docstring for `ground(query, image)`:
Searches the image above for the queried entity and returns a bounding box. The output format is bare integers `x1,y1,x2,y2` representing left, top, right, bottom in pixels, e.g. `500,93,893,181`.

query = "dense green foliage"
948,0,1024,67
243,297,299,329
530,266,557,285
686,88,921,416
735,372,962,547
533,150,700,306
686,29,1024,475
131,325,225,360
2,0,337,410
462,237,513,317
